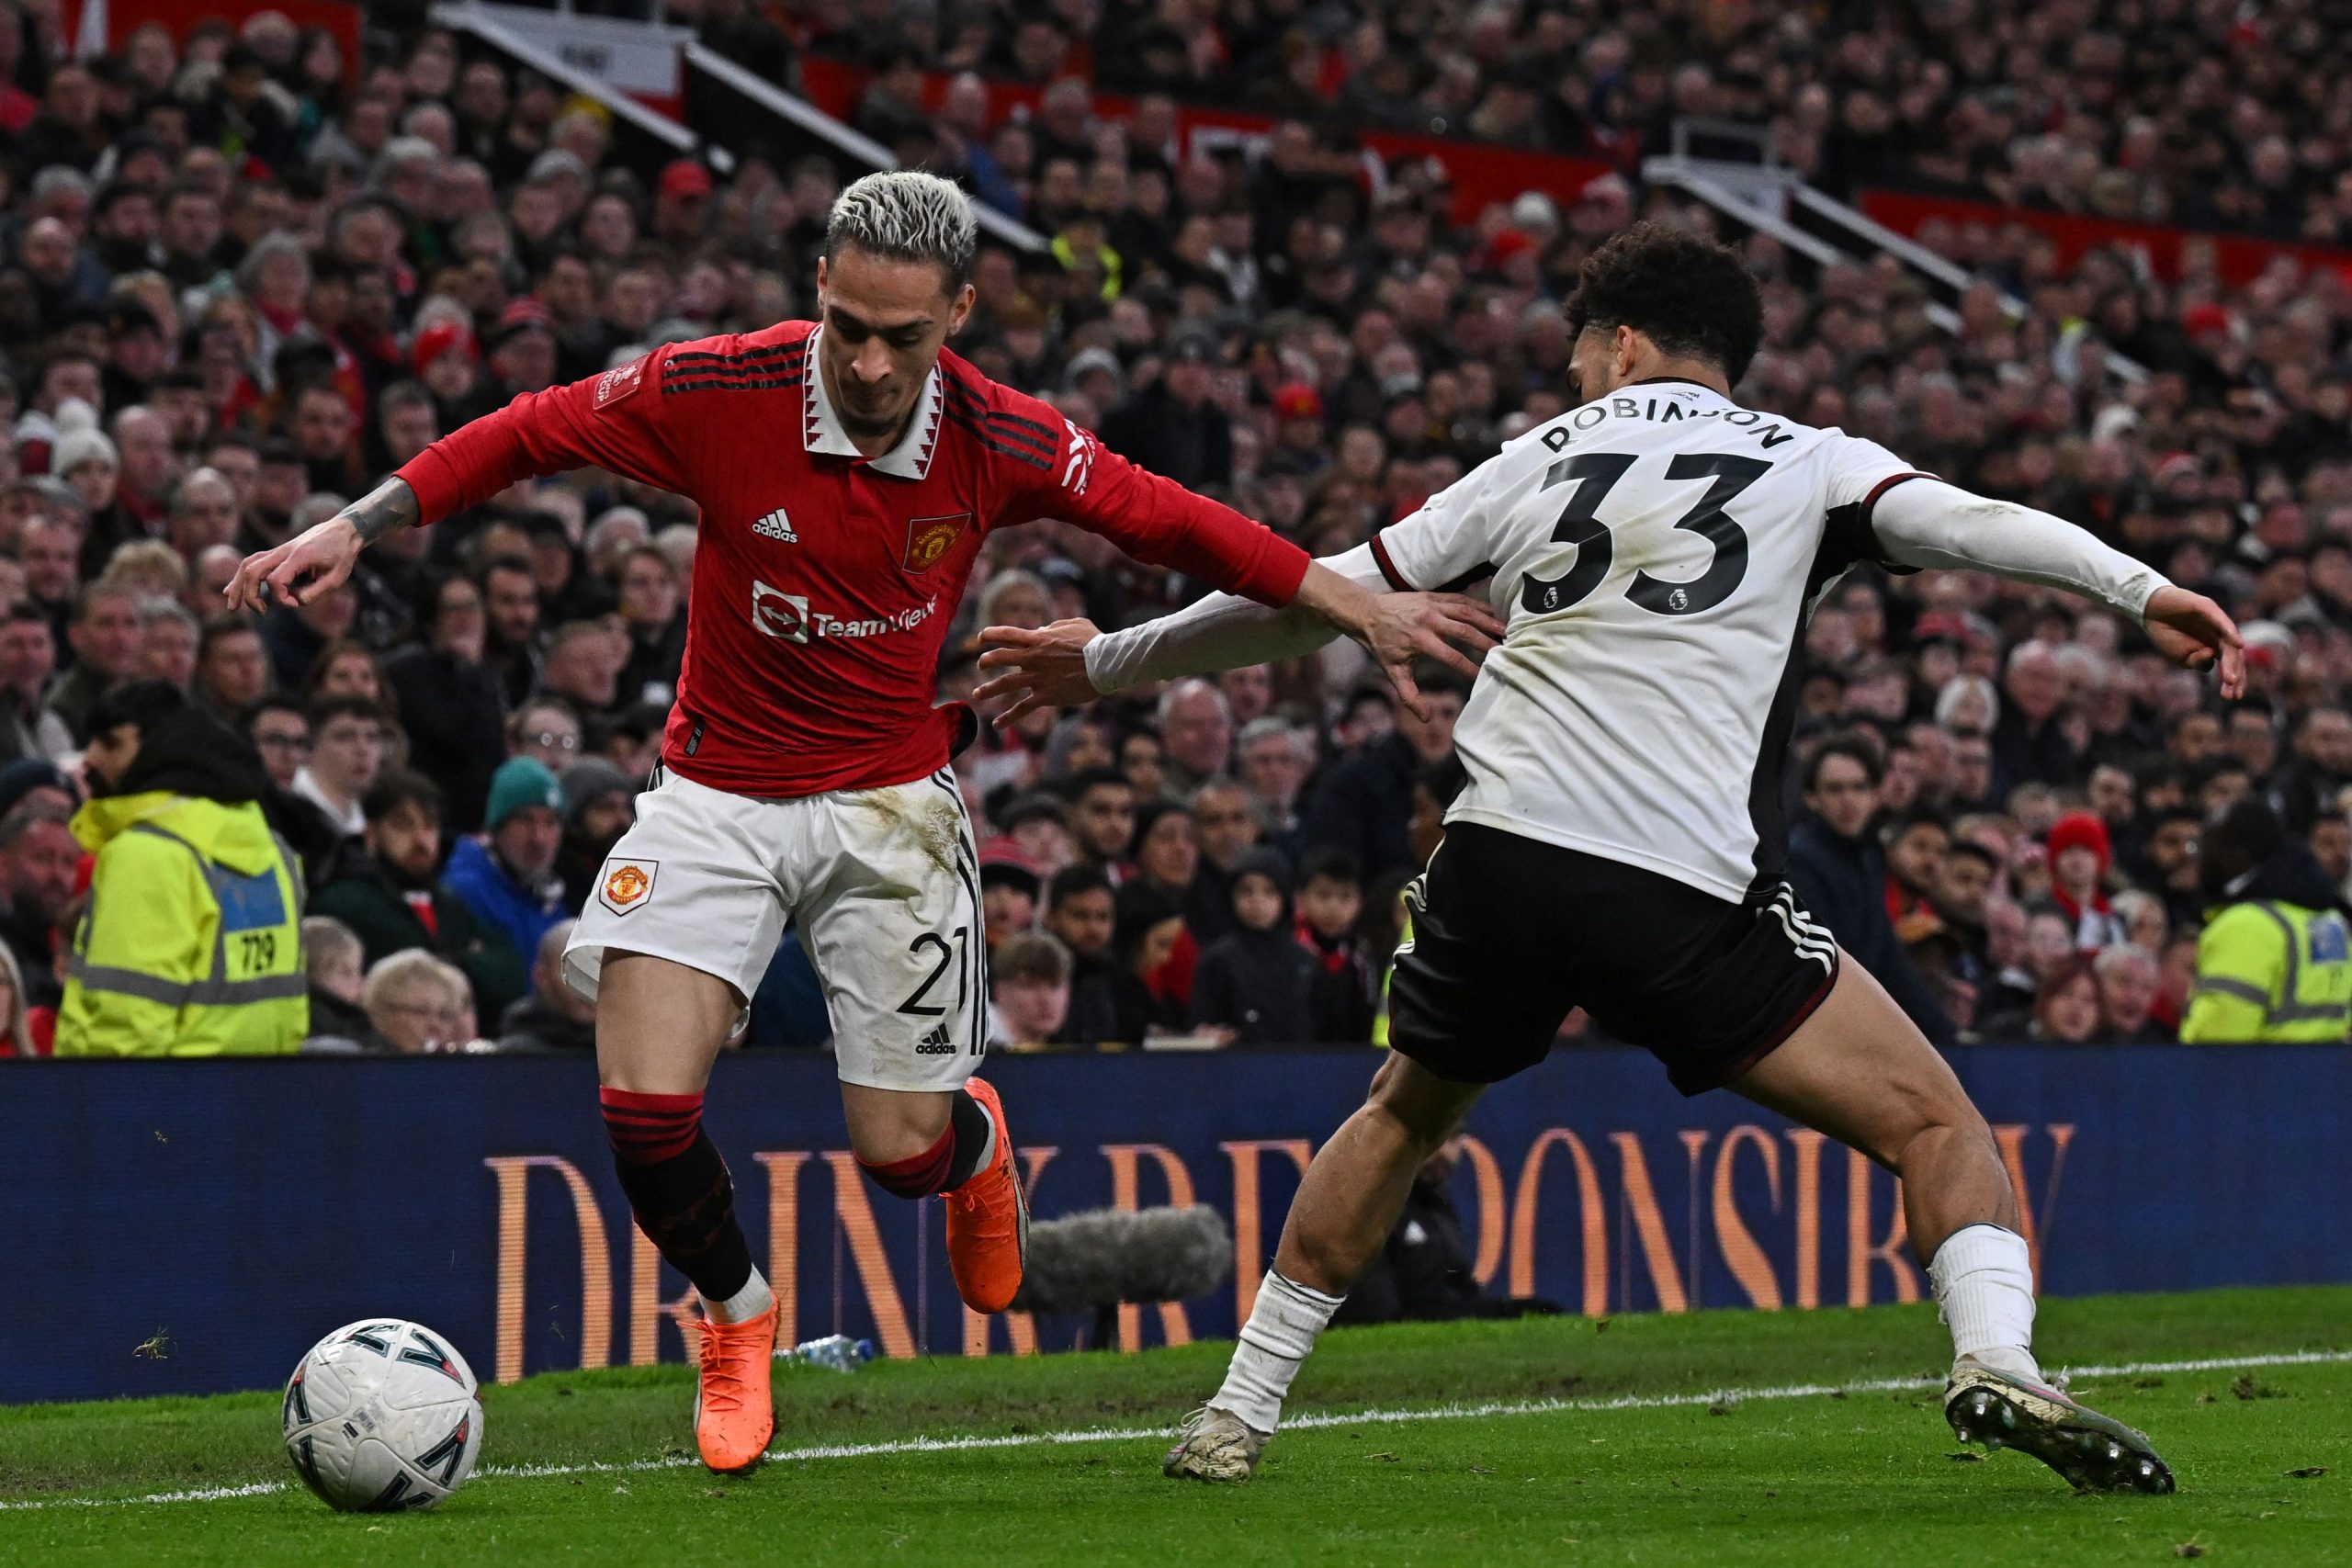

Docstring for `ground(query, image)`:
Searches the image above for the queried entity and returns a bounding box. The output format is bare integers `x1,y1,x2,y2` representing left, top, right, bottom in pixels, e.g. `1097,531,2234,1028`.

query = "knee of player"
1883,1081,1993,1168
1366,1058,1479,1150
842,1082,967,1189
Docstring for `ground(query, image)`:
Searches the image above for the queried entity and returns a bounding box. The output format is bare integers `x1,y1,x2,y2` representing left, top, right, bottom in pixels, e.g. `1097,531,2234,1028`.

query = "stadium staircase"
432,1,1046,253
1644,119,2148,383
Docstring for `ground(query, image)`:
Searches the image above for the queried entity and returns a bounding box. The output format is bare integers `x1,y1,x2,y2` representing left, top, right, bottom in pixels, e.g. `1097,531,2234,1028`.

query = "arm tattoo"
345,478,421,547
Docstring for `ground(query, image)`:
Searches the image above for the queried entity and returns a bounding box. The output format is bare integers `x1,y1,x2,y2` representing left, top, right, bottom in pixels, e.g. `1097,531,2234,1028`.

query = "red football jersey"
395,321,1310,798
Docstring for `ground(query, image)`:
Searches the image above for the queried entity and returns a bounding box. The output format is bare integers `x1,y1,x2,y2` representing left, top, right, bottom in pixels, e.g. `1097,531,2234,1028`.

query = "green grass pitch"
3,1286,2347,1565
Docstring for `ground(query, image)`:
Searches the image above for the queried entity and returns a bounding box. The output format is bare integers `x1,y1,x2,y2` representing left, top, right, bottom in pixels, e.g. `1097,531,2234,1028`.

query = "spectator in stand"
556,758,636,911
537,619,624,722
1044,863,1119,1045
1060,765,1136,880
1127,797,1200,921
1236,716,1312,863
978,843,1042,947
1110,880,1186,1043
292,694,385,840
2094,942,2169,1043
497,920,597,1053
1306,664,1465,880
1295,847,1375,1043
193,613,271,722
2140,807,2208,937
161,467,240,564
361,949,477,1054
998,792,1075,878
614,542,685,706
2180,799,2352,1043
1191,847,1315,1045
2046,811,2130,952
1882,812,1948,938
384,569,506,832
47,581,140,746
985,930,1073,1050
1155,678,1232,799
2276,707,2352,831
0,941,35,1056
1990,642,2080,802
0,604,69,761
477,553,542,708
0,798,79,1010
2027,959,2105,1045
507,694,582,775
1186,778,1261,944
442,756,569,988
1785,737,1954,1045
311,769,526,1023
54,681,305,1056
135,598,198,691
300,914,373,1046
1097,333,1232,494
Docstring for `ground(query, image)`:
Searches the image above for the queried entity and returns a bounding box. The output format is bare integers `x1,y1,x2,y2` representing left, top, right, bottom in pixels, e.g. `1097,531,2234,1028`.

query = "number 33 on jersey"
1368,376,1928,905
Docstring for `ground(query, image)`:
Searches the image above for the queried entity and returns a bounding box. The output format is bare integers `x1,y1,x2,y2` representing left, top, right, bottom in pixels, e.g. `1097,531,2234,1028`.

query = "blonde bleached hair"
823,171,979,290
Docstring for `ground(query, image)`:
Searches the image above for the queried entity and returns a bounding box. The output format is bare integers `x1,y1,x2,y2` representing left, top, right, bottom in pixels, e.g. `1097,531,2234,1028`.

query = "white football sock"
1211,1271,1344,1434
707,1268,775,1325
1929,1224,2041,1381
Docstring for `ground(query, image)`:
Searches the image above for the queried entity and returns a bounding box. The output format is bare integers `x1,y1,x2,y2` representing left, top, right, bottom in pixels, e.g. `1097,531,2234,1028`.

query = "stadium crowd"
0,4,2345,1056
786,0,2352,242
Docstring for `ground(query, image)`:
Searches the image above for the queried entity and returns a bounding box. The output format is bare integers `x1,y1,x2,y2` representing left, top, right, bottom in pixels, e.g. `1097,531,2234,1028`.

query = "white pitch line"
4,1347,2346,1516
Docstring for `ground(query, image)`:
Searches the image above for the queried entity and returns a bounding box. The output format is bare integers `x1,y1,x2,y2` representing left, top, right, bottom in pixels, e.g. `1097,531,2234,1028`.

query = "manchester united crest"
901,513,970,573
598,860,658,917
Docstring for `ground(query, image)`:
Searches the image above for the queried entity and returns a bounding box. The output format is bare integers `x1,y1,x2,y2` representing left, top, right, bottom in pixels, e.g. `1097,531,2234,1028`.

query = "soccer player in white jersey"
977,223,2244,1495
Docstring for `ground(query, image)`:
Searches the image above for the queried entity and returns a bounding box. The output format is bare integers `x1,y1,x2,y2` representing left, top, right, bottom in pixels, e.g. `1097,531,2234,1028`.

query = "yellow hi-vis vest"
2179,897,2352,1044
54,791,308,1056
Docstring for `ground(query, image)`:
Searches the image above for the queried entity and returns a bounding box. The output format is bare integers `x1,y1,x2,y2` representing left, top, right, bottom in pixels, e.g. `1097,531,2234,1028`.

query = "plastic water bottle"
775,1334,875,1372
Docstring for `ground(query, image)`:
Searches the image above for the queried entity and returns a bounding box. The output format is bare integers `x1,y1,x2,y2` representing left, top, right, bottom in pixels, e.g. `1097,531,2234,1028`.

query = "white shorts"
563,765,985,1092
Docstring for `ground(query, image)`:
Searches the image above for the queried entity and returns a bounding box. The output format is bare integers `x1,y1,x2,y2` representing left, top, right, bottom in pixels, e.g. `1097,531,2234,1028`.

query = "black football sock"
599,1087,756,1305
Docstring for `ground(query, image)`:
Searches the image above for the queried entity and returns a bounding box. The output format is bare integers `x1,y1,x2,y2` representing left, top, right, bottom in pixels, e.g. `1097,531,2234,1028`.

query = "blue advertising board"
2,1043,2346,1404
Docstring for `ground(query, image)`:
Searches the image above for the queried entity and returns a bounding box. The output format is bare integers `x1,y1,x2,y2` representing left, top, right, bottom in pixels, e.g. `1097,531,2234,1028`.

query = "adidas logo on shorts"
916,1023,955,1055
752,507,797,543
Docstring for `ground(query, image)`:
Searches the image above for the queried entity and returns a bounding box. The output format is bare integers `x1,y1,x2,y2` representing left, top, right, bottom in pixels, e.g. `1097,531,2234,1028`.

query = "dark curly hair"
1562,222,1765,385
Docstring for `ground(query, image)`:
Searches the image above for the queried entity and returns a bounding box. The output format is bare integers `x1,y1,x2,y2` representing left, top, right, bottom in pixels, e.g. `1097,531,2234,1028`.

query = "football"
281,1320,483,1511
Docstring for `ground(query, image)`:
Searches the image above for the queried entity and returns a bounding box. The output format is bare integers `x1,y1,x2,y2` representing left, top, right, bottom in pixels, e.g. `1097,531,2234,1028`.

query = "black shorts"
1386,822,1841,1096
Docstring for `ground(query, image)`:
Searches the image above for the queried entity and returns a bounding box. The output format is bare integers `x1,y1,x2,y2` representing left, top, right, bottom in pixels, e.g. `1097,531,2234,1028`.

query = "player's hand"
2143,585,2246,699
975,618,1102,726
224,515,364,613
1353,591,1505,720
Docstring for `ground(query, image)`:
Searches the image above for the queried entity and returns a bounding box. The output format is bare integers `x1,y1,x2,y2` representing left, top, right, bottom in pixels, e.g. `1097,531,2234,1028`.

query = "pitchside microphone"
1010,1205,1235,1349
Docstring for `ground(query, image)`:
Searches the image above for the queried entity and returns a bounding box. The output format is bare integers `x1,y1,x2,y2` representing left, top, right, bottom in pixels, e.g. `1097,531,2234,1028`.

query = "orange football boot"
692,1303,777,1473
944,1077,1029,1314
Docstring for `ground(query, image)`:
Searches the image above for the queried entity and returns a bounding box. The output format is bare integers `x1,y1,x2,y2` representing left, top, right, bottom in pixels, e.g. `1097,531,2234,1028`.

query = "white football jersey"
1372,378,1925,904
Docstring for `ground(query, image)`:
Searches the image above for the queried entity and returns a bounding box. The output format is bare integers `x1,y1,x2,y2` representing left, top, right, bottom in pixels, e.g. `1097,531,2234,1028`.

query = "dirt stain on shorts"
853,787,964,879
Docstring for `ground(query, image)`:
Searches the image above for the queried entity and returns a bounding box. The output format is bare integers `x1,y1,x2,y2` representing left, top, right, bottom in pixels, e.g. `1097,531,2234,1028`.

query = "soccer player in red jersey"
226,172,1501,1473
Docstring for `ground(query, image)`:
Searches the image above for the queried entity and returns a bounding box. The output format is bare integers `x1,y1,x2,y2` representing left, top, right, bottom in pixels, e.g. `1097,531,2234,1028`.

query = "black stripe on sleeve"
980,415,1057,455
1837,470,1937,574
982,408,1058,443
944,412,1054,470
662,373,807,396
1368,530,1415,592
665,344,808,374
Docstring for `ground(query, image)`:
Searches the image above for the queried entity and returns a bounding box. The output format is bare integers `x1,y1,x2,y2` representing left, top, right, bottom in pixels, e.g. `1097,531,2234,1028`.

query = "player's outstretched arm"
976,543,1500,724
222,476,418,612
1871,477,2245,698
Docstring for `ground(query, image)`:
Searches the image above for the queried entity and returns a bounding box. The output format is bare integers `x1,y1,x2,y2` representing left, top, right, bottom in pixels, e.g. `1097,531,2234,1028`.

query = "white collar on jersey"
800,324,944,479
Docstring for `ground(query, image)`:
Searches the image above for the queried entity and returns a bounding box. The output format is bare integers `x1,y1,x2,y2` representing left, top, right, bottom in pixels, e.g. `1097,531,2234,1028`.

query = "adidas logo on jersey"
916,1023,956,1055
752,507,797,543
